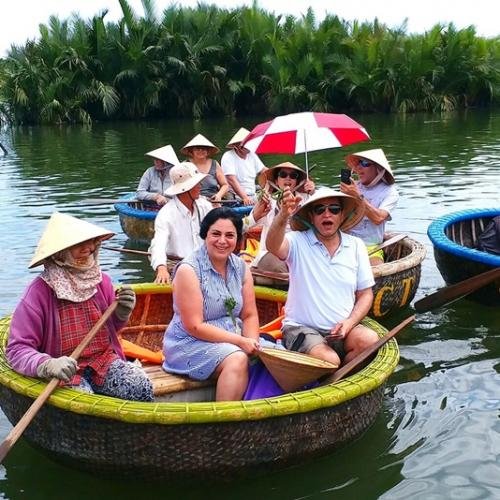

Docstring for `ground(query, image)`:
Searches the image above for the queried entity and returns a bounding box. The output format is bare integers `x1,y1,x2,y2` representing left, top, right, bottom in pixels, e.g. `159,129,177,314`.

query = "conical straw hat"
145,145,179,166
257,161,306,189
344,149,395,184
29,212,115,268
226,127,250,148
257,348,337,392
180,134,220,156
290,187,365,233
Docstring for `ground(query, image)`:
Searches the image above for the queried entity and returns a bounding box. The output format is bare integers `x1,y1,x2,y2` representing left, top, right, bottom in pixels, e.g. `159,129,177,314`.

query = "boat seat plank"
143,364,214,396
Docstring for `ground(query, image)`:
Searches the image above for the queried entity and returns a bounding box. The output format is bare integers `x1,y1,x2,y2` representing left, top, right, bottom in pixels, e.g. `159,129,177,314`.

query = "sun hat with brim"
29,212,114,268
164,161,208,196
257,348,337,392
180,134,220,157
145,145,179,166
257,161,306,189
226,127,250,148
290,187,365,233
345,148,395,184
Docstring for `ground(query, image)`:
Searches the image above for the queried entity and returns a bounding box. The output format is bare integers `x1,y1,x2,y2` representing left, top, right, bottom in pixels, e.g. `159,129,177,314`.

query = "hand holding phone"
340,168,352,184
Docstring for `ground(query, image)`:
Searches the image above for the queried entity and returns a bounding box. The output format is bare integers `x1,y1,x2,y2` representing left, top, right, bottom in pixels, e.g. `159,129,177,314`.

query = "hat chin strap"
367,167,386,187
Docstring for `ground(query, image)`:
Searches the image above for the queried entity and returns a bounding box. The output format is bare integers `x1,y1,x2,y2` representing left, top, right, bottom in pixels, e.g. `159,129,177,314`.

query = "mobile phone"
340,168,352,184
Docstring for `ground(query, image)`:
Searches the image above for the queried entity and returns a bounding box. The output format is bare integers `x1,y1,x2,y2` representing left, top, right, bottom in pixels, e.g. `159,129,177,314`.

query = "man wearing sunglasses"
340,149,399,265
243,162,315,280
266,186,379,368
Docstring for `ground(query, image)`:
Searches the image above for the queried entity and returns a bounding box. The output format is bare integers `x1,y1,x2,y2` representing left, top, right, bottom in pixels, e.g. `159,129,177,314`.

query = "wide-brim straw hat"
164,161,208,196
257,348,337,392
145,145,179,166
345,149,395,184
226,127,250,148
290,187,365,233
180,134,220,157
257,161,306,189
29,212,114,268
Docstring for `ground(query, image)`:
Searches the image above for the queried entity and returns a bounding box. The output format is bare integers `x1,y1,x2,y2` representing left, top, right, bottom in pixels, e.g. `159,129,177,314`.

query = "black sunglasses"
358,159,374,168
311,204,342,216
277,170,300,180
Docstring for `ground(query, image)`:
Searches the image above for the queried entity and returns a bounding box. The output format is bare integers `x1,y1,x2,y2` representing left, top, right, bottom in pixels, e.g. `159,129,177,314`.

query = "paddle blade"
414,267,500,313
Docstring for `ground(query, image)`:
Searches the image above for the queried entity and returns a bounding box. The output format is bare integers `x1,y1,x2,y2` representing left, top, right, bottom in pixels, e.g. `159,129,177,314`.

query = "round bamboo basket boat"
114,195,252,245
0,284,399,480
252,233,426,318
428,208,500,306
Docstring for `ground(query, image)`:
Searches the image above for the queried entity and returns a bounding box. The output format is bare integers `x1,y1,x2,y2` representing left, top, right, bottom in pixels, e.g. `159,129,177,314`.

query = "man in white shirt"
221,127,267,205
149,162,213,284
266,187,379,367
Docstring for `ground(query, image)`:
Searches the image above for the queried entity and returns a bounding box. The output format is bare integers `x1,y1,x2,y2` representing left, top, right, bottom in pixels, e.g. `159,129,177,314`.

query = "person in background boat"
149,161,214,284
477,216,500,255
7,213,154,402
220,127,267,206
163,207,260,401
340,149,399,265
136,145,179,206
266,187,379,367
244,162,315,276
180,134,230,203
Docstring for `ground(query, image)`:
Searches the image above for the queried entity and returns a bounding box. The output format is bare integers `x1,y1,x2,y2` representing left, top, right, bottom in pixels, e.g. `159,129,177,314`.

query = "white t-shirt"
221,149,265,196
348,181,399,245
283,230,374,330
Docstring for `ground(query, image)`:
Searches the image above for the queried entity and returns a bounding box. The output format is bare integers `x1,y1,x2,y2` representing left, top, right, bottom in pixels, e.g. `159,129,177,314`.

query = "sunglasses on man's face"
277,170,300,180
311,204,342,216
358,159,374,168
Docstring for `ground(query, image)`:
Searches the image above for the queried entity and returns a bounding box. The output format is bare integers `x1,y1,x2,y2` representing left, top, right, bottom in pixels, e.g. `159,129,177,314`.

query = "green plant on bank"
0,0,500,124
224,296,240,334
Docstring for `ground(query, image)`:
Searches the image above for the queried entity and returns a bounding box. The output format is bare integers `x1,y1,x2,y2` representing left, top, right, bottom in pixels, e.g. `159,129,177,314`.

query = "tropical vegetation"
1,0,500,125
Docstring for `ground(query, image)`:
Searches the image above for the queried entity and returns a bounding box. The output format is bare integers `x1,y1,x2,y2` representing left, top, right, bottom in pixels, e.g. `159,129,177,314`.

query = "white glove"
115,285,136,321
37,356,77,382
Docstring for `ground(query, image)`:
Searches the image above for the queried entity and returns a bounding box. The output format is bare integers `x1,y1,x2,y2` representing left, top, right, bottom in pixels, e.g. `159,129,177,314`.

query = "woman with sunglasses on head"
7,213,154,402
242,162,315,278
180,134,229,204
340,149,399,265
265,187,379,367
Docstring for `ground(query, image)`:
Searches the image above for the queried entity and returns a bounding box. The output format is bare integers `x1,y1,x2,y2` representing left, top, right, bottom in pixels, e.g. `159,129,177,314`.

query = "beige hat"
257,161,306,189
180,134,219,157
226,127,250,148
345,149,395,184
257,348,337,392
29,212,114,268
145,145,179,166
290,187,365,232
164,161,208,196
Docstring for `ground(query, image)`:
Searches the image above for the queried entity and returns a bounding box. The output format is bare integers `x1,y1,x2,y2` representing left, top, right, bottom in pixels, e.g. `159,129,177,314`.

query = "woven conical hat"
180,134,219,156
290,187,365,233
145,145,179,166
226,127,250,147
258,348,337,392
257,161,306,189
29,212,114,268
345,149,395,184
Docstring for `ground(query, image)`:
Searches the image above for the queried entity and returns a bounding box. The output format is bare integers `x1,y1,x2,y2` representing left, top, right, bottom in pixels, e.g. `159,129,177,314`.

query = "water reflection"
0,109,499,498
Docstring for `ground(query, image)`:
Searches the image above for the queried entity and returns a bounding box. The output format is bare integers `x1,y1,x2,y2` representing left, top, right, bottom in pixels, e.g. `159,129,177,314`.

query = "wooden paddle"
0,301,118,463
79,198,146,205
324,314,416,384
413,267,500,313
368,233,407,256
101,245,182,262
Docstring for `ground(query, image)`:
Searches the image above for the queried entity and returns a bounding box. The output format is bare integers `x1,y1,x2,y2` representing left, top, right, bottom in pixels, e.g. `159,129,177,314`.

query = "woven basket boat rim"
0,284,399,425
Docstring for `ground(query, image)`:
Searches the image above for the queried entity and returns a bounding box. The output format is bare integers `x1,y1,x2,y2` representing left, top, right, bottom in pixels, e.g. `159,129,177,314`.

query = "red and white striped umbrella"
242,112,370,174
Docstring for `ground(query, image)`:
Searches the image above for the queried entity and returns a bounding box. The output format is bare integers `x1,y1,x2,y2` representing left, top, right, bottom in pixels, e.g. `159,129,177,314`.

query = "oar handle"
328,314,415,383
368,234,407,256
0,301,118,463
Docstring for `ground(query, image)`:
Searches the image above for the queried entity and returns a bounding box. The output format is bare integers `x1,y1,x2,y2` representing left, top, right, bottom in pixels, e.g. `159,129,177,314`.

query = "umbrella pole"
303,129,309,179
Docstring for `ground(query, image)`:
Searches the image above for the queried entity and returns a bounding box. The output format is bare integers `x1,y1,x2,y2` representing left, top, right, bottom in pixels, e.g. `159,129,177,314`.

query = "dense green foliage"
1,0,500,125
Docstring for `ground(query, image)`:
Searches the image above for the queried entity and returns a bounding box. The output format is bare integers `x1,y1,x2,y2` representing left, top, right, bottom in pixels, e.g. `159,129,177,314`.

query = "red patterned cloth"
58,298,119,386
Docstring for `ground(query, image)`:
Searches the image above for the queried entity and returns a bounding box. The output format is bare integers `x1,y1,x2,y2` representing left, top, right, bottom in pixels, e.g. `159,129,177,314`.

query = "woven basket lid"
180,134,219,156
29,212,114,268
145,144,179,165
257,348,337,392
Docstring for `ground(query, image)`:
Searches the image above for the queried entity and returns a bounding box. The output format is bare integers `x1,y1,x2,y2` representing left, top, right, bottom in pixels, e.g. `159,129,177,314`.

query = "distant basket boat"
428,208,500,306
251,233,426,318
0,284,399,480
114,195,252,245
